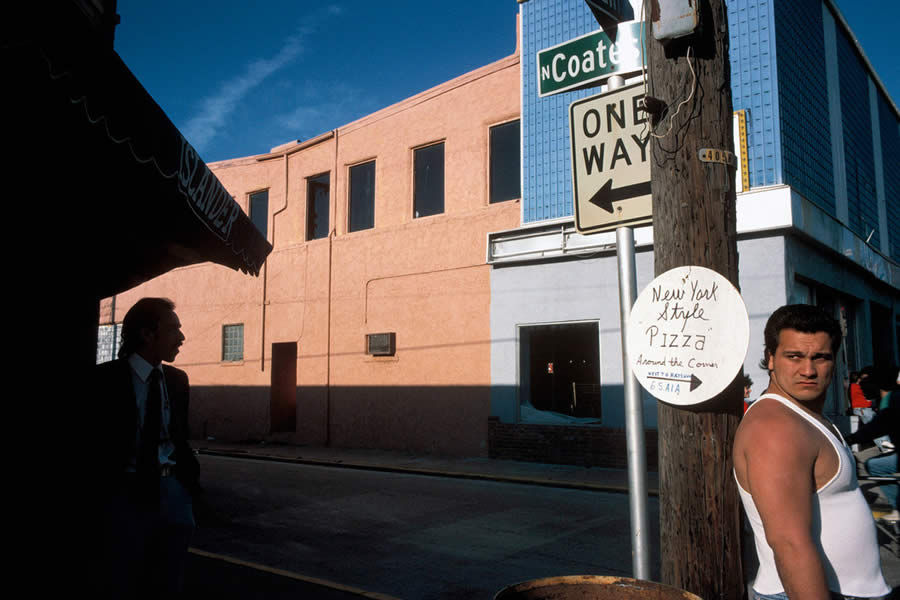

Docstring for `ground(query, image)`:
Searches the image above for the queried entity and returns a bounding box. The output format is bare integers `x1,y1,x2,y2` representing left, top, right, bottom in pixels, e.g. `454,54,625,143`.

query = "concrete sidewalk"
193,439,660,495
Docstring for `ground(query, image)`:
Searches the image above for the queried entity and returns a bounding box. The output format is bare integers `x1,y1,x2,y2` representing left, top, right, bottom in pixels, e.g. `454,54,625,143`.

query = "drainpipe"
260,264,268,372
256,133,334,440
260,147,297,374
325,128,338,446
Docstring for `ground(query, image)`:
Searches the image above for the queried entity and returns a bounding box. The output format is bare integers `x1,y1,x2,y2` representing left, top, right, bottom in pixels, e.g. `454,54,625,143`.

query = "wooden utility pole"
646,1,744,599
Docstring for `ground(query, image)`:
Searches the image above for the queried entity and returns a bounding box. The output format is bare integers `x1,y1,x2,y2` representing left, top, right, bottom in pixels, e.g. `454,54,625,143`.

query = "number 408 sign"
627,266,749,406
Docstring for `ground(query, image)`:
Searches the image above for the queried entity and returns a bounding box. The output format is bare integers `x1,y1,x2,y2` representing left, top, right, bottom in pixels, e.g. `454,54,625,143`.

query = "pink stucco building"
100,29,522,456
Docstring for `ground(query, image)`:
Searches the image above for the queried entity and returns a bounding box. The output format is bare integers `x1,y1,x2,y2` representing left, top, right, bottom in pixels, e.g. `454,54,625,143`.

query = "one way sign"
570,82,652,234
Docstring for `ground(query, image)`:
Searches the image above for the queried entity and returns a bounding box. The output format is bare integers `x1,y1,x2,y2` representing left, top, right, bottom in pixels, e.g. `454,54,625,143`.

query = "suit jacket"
94,357,200,495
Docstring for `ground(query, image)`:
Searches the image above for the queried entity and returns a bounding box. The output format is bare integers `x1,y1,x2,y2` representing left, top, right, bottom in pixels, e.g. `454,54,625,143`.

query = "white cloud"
183,6,342,153
271,81,377,141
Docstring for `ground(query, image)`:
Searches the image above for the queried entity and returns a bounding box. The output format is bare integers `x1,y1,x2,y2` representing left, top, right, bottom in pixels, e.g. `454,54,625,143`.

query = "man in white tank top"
733,304,891,600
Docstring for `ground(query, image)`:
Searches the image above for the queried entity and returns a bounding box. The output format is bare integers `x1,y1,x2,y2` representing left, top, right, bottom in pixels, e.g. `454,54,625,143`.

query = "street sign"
537,21,645,97
627,266,749,406
570,82,651,234
585,0,626,21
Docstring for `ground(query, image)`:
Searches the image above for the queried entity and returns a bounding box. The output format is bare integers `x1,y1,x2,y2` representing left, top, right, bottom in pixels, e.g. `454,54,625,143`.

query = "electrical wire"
649,46,696,139
639,0,698,140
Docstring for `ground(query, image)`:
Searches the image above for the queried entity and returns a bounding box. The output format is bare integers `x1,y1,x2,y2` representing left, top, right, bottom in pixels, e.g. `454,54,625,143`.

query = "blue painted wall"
727,0,781,188
520,0,601,223
835,28,879,246
771,0,834,213
880,94,900,260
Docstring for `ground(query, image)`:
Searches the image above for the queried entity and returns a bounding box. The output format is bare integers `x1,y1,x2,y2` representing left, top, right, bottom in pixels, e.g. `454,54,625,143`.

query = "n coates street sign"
570,82,651,234
627,266,750,406
537,20,645,97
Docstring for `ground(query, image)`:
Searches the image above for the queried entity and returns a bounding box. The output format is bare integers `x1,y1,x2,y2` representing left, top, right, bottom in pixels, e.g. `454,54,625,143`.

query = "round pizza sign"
627,266,749,405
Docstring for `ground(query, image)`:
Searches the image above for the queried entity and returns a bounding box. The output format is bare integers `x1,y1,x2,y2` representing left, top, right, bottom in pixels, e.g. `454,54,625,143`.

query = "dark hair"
118,297,176,359
743,374,753,388
758,304,842,370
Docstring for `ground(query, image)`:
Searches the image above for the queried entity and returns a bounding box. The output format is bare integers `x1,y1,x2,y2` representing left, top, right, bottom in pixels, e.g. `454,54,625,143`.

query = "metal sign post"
603,73,649,581
616,225,650,580
560,16,652,570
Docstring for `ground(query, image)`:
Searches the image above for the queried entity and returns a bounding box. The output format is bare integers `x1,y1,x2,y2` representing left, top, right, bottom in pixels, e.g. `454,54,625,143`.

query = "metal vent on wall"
366,332,396,356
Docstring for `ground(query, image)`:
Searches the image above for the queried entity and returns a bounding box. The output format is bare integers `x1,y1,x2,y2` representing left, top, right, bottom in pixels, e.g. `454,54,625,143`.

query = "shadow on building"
190,383,659,468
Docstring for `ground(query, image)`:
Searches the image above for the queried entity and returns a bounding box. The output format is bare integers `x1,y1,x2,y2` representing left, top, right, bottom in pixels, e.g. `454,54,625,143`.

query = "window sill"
412,213,446,222
346,226,376,236
364,355,399,363
489,197,521,206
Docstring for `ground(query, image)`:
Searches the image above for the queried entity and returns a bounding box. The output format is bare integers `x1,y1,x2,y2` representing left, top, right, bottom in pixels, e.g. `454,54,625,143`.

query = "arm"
742,411,830,600
846,403,894,445
169,368,200,492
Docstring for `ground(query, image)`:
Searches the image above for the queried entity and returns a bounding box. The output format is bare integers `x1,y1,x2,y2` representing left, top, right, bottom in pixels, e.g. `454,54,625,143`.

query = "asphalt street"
185,446,899,599
190,454,661,599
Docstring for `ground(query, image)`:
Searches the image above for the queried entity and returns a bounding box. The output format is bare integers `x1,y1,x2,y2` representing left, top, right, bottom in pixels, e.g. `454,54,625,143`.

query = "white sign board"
627,266,749,406
570,82,651,234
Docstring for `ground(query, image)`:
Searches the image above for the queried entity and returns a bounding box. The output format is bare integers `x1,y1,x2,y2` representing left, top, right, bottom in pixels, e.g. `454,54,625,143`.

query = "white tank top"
735,393,890,597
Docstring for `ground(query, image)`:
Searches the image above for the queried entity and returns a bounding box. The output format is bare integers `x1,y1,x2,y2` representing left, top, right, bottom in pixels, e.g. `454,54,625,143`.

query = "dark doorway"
270,342,297,433
871,302,898,367
521,322,601,419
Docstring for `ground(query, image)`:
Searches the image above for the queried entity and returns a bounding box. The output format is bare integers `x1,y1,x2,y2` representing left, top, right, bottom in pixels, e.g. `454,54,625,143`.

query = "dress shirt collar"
128,352,162,383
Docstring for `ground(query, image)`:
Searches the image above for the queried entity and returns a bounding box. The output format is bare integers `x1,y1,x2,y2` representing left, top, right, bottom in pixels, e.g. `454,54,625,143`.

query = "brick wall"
488,417,658,469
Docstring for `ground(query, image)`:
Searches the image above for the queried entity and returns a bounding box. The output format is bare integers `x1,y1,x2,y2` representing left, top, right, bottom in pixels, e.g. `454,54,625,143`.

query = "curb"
188,548,403,600
197,448,660,496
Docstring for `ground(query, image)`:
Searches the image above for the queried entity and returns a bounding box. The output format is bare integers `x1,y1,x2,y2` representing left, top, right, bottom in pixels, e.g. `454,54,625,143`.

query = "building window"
414,142,444,218
519,322,601,421
366,332,396,356
307,173,330,240
249,190,268,238
222,324,244,362
349,160,375,232
96,323,123,364
490,120,520,203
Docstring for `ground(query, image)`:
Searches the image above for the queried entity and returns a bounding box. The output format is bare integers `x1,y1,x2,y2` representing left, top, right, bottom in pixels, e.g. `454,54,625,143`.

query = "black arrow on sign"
588,179,653,213
647,373,703,392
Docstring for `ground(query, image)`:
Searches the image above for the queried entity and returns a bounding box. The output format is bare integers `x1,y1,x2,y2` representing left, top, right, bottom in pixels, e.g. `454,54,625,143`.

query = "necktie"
138,368,162,498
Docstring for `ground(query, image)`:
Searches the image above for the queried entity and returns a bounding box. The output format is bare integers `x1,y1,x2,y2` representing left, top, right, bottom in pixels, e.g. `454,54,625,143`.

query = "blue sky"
115,1,898,164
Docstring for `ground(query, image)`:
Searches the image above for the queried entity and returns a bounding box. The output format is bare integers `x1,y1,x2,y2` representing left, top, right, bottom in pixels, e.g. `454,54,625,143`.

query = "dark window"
222,324,244,362
490,120,520,203
307,173,330,240
366,332,396,356
349,161,375,232
413,143,444,218
249,190,268,238
519,322,601,420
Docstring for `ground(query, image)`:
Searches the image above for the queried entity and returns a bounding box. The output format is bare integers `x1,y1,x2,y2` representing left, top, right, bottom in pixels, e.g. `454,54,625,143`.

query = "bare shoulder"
734,398,821,494
734,398,819,466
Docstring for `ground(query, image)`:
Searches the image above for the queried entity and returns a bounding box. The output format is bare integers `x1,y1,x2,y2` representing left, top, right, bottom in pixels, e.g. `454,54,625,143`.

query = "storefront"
486,0,899,465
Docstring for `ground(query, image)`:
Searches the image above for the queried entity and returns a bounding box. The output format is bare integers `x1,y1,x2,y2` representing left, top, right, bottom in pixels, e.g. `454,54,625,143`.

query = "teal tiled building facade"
519,0,898,263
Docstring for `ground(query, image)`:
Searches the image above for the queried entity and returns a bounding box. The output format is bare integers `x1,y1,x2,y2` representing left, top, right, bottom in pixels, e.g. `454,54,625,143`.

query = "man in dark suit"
97,297,199,599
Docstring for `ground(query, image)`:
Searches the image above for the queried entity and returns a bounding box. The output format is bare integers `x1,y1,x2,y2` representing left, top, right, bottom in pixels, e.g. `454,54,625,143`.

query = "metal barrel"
494,576,702,600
